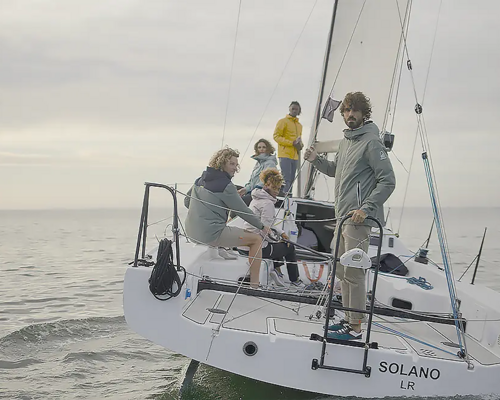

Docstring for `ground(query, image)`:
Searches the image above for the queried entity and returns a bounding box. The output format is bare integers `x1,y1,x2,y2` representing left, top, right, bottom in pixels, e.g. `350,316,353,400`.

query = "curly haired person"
305,92,395,340
185,147,270,287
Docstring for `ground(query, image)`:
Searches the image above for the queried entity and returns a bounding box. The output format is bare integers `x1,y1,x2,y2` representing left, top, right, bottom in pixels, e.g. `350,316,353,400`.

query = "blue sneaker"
325,319,348,332
327,326,362,341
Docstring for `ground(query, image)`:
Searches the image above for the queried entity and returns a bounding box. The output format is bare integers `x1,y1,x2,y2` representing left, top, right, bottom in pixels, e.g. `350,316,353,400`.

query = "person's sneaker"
325,319,349,332
274,268,284,279
269,269,285,287
327,326,362,341
268,283,287,292
218,248,237,260
290,279,307,289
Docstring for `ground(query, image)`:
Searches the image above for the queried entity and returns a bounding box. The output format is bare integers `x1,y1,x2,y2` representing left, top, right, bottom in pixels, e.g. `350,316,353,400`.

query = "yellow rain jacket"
273,114,303,160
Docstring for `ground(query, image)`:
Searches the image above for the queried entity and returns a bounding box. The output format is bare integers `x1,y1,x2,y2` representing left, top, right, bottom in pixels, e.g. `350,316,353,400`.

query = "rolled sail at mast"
303,0,411,200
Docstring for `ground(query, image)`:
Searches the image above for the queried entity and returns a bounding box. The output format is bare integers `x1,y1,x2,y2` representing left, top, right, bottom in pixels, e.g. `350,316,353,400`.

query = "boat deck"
183,290,500,366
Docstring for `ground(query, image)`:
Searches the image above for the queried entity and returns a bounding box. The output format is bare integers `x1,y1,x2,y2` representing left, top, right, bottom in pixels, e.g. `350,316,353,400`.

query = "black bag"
371,253,408,276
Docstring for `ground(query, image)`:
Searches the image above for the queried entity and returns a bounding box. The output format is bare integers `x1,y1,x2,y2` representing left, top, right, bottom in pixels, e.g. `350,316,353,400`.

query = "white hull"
124,234,500,397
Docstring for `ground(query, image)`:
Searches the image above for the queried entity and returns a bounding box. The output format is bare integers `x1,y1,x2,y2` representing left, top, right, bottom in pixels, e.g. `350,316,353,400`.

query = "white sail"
304,0,410,199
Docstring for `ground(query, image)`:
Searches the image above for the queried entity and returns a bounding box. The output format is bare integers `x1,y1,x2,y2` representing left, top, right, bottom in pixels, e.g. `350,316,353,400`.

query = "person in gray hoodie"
304,92,396,341
184,147,270,288
237,138,278,203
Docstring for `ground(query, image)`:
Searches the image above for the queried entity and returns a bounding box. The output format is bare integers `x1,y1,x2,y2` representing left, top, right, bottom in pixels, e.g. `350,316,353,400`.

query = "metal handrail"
133,182,181,270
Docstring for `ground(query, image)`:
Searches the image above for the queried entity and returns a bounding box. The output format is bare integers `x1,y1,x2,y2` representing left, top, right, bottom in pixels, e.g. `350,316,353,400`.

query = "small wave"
24,296,73,305
0,358,43,369
0,315,125,347
63,349,135,363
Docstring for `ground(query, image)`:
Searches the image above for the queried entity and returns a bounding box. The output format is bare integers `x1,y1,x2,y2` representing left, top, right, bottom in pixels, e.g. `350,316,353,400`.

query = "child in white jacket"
243,168,305,288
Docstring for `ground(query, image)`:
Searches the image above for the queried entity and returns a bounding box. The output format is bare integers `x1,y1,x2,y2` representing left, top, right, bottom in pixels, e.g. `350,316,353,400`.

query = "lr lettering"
400,380,415,390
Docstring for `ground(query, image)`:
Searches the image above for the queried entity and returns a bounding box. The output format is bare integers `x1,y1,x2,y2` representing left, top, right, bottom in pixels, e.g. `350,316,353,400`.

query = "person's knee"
246,234,263,248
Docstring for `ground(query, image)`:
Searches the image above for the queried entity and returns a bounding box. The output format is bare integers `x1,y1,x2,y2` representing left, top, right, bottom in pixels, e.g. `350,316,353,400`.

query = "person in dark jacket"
185,147,270,287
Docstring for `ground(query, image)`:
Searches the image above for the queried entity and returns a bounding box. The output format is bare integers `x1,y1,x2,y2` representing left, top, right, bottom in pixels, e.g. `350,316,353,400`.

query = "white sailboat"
123,1,500,397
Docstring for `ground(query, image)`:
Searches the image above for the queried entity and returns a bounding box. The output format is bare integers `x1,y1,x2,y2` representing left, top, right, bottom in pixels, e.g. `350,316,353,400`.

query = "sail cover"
303,0,411,200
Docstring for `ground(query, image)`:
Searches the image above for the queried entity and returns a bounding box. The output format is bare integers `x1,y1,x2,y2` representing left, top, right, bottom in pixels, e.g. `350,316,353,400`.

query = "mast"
301,0,339,198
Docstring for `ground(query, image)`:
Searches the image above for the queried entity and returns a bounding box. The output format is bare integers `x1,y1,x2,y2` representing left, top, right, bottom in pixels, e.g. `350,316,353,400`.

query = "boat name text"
379,361,440,380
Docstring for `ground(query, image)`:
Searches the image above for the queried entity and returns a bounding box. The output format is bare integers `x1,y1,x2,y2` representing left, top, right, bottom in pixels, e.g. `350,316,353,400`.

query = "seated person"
243,168,305,288
184,147,270,288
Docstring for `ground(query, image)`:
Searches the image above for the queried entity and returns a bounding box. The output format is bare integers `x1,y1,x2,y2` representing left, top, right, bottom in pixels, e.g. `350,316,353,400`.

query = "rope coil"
149,238,186,301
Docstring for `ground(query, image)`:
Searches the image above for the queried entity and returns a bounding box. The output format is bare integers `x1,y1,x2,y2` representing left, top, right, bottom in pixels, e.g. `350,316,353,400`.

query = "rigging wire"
398,14,453,281
178,187,337,222
372,322,459,358
310,0,366,143
394,0,469,362
381,0,412,135
327,0,366,99
383,1,414,180
166,0,481,363
421,0,442,106
389,150,409,173
221,0,242,149
240,0,319,162
205,159,314,360
388,0,413,138
397,0,442,234
304,1,367,197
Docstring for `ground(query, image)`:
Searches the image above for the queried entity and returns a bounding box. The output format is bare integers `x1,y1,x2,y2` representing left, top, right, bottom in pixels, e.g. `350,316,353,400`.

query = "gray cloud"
1,0,499,209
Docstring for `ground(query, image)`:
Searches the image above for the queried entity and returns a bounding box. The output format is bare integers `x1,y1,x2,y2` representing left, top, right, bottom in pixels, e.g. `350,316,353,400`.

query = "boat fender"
340,248,372,270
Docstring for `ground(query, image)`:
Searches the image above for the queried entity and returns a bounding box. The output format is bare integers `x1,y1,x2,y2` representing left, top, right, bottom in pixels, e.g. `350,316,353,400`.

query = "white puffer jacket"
243,188,284,247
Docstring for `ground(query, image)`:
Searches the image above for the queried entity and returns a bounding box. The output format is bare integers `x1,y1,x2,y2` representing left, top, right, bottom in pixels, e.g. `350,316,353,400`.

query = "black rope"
149,238,186,301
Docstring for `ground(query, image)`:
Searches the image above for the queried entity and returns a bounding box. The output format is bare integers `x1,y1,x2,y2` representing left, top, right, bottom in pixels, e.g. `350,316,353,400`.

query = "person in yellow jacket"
273,101,303,194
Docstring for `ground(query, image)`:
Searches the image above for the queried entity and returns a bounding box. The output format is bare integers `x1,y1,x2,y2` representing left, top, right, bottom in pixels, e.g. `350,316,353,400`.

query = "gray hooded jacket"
244,153,278,193
184,167,264,244
311,121,395,227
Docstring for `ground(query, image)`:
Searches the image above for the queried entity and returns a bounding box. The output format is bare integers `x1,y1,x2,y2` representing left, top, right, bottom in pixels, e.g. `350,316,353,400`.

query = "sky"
1,0,499,210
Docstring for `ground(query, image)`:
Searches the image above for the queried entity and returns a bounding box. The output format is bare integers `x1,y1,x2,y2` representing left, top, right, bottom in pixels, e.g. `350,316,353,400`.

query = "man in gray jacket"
304,92,395,340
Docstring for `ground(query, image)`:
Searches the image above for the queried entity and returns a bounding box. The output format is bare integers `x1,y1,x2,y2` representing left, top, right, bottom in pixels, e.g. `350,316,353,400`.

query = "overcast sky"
1,0,499,210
